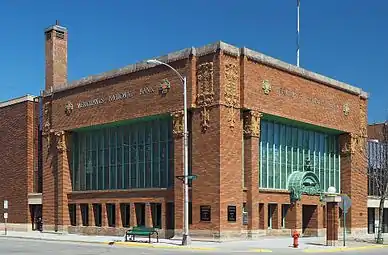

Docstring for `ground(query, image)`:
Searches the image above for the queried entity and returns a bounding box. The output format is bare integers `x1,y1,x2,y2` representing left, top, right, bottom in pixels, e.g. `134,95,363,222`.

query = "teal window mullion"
279,133,282,189
318,135,321,189
165,119,169,187
285,129,288,189
122,128,125,189
150,123,153,188
89,133,92,190
333,137,335,190
105,129,112,189
338,153,341,192
158,120,161,187
128,128,131,189
260,139,262,187
266,139,269,188
143,126,146,188
115,128,118,190
102,130,105,190
328,143,331,189
72,134,75,191
83,134,86,191
77,134,79,191
96,134,99,190
136,125,139,188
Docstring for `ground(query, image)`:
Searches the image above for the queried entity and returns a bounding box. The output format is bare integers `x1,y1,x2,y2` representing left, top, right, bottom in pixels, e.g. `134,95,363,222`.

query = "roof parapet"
45,41,368,99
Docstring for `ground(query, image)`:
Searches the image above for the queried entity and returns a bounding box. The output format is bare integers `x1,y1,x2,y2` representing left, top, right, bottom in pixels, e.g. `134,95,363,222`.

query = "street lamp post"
146,59,191,245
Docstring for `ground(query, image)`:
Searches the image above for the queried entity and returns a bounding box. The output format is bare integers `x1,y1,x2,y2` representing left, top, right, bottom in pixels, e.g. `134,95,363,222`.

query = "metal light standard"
146,59,191,245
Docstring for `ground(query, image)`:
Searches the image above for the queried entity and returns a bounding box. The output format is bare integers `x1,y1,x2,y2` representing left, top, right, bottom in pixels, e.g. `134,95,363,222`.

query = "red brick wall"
368,123,386,141
42,57,196,230
0,100,37,224
43,45,367,235
242,60,361,133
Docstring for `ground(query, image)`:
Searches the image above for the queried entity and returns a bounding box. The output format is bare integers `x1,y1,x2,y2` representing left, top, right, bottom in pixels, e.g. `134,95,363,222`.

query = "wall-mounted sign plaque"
200,205,211,222
228,205,236,222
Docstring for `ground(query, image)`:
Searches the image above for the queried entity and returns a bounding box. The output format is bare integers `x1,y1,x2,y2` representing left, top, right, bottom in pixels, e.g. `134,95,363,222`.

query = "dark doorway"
135,203,145,227
302,205,318,236
165,202,175,239
368,208,375,234
30,205,42,231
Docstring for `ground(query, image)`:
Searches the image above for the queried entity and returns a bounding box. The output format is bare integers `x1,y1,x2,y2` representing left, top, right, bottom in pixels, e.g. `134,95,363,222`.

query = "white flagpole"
297,0,300,67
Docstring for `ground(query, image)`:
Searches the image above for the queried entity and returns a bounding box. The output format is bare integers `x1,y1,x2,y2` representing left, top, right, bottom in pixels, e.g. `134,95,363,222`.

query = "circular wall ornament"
343,103,350,116
65,101,74,116
159,78,171,95
262,80,271,95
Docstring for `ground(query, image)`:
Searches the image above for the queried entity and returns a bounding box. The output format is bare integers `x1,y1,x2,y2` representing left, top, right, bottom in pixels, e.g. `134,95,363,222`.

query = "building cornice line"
44,41,368,99
0,94,37,108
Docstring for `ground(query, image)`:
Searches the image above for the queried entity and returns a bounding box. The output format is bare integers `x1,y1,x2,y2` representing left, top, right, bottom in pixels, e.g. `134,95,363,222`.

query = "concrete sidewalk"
0,230,387,253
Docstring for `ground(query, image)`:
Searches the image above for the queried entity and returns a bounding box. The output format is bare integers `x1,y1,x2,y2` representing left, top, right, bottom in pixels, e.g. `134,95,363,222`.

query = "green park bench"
124,226,159,243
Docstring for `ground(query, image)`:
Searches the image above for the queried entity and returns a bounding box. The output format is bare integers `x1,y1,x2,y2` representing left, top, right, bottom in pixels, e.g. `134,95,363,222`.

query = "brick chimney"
45,20,68,91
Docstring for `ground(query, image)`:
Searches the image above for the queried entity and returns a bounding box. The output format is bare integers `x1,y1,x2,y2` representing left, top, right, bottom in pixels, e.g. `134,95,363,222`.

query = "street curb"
0,235,106,245
105,241,218,251
303,244,388,253
248,248,273,253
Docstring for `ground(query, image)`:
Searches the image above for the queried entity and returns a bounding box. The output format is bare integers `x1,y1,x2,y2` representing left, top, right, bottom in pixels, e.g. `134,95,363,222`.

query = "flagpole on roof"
297,0,300,67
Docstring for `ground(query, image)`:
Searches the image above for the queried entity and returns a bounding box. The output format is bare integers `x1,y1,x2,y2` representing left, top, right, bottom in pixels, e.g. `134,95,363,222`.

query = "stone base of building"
67,226,166,239
338,228,368,239
326,240,341,246
0,223,32,232
43,224,69,233
35,226,369,242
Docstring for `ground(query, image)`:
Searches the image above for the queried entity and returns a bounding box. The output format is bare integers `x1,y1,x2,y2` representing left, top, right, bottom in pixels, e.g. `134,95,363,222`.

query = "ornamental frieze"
196,62,214,132
224,63,239,129
55,131,68,153
171,110,184,138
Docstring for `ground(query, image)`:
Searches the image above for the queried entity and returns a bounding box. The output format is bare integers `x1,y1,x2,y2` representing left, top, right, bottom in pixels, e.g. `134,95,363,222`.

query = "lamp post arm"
148,59,185,82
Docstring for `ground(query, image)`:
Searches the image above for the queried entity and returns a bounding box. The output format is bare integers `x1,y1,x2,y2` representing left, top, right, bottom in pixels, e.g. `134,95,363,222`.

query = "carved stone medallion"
262,80,271,95
343,103,350,116
65,101,73,116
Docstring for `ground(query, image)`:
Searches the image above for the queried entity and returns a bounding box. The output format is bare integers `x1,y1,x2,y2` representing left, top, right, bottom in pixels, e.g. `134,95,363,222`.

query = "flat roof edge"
45,41,368,99
0,94,37,108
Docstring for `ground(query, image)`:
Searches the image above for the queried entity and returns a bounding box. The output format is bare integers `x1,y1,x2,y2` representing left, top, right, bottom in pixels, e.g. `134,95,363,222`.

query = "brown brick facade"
0,97,39,230
37,23,369,239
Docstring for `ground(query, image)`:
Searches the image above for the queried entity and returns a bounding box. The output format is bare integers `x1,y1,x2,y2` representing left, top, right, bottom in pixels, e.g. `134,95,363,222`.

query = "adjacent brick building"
0,95,42,231
2,22,370,239
367,123,388,234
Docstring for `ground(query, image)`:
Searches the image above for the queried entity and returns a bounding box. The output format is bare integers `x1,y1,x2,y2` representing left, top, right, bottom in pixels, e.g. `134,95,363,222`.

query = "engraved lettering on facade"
76,91,135,109
140,87,155,95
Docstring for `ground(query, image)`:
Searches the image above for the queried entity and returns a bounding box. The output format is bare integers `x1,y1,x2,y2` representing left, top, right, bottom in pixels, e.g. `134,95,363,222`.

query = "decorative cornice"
43,41,368,99
0,94,37,108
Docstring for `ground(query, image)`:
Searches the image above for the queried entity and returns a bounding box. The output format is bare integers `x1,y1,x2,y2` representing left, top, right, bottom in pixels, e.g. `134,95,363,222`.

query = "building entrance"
30,205,42,231
302,205,318,236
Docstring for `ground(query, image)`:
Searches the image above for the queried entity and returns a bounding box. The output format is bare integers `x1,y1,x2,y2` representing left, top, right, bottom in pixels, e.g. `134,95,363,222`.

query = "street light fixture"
146,59,191,246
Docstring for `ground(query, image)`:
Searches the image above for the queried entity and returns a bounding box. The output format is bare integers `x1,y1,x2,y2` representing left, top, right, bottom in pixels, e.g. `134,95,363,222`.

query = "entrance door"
30,205,42,231
302,205,318,236
368,208,375,234
165,202,175,239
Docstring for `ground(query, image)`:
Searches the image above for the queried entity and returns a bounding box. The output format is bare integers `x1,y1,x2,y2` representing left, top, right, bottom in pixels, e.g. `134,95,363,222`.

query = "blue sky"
0,0,387,123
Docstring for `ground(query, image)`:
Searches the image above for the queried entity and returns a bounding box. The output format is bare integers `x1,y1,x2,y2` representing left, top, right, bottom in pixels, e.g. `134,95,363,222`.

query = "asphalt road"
0,238,387,255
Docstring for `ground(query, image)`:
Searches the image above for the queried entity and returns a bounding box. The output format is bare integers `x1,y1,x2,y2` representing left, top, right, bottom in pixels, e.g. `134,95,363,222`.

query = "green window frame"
259,119,340,192
71,115,173,191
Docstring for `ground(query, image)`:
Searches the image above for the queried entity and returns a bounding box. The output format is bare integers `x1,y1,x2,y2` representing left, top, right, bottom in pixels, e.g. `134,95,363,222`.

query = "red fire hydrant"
292,230,300,248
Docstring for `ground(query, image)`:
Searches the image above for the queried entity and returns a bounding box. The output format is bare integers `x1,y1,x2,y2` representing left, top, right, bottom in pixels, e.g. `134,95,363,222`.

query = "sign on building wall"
200,205,211,222
227,205,236,222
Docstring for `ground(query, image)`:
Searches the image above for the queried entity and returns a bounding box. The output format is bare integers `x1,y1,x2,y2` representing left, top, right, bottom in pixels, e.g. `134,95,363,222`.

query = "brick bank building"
1,23,369,239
